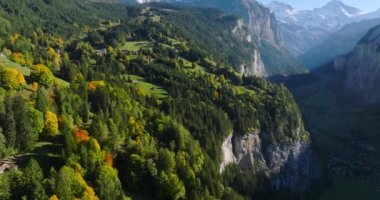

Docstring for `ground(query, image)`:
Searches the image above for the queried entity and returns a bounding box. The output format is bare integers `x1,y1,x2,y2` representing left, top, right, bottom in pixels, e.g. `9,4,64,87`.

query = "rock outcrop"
229,1,306,77
238,49,266,77
240,0,284,48
221,130,315,190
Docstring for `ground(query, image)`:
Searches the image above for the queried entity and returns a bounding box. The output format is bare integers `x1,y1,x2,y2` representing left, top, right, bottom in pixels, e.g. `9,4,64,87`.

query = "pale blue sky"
259,0,380,12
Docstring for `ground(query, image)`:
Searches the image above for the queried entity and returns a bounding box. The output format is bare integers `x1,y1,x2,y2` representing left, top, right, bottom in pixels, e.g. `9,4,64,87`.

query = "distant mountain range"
266,0,380,58
299,17,380,69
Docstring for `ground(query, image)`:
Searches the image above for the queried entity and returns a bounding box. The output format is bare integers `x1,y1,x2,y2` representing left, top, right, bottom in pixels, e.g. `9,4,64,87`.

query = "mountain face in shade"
334,25,380,104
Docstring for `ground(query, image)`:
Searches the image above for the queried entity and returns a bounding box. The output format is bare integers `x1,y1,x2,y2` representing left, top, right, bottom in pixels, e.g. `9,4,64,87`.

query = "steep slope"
335,25,380,104
0,0,314,199
300,17,380,69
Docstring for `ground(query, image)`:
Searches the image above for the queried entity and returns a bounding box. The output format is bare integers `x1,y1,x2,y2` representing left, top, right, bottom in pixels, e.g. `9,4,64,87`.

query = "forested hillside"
109,0,308,77
0,0,311,199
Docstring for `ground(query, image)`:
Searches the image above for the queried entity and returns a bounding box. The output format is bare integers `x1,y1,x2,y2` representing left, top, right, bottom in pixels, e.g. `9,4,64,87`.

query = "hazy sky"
259,0,380,12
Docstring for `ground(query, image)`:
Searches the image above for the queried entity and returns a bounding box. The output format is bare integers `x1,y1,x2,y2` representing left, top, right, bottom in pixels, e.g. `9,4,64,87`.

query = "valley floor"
284,70,380,200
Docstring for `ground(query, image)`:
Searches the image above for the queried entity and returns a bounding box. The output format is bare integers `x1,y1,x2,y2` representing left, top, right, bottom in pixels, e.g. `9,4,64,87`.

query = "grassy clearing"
0,55,31,76
205,57,217,67
150,15,161,22
0,55,70,87
54,77,70,88
179,57,206,74
126,74,168,99
0,55,69,87
164,36,182,45
121,41,151,52
233,86,255,95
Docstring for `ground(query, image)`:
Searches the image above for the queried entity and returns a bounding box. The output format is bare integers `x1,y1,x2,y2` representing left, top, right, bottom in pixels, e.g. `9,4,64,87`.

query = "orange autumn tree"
87,80,105,91
73,129,90,143
104,153,113,167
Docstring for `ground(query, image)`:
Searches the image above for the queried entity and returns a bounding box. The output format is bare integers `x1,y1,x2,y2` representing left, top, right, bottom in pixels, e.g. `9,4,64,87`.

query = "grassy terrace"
0,54,31,76
126,74,168,99
0,55,69,87
121,41,152,52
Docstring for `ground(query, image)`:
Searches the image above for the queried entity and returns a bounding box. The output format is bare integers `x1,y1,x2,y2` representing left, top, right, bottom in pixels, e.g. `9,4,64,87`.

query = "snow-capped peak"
266,1,297,23
319,0,362,17
266,0,365,29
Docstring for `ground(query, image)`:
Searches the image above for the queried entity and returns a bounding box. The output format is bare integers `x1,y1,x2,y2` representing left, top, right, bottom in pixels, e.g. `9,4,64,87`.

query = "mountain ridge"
266,0,380,57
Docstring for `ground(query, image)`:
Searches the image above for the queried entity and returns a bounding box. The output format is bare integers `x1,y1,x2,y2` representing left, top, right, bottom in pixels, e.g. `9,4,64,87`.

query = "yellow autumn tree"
47,47,60,68
49,195,59,200
219,75,226,83
12,52,26,65
31,64,54,87
44,111,59,135
74,170,99,200
9,33,20,45
0,65,26,90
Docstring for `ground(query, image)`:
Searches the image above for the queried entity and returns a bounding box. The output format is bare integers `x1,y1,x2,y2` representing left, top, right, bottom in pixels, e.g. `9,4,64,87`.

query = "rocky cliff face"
228,1,305,77
237,0,305,77
334,25,380,104
221,129,315,190
240,0,284,48
240,49,266,77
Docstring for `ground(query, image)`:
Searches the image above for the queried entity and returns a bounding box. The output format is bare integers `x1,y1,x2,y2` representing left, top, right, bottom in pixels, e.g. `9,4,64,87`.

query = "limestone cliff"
221,130,315,190
237,49,266,77
229,0,305,77
240,0,284,48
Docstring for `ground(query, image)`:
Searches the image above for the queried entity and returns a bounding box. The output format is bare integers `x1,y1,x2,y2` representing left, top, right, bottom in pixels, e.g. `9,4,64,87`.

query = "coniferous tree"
94,165,124,200
36,87,48,113
21,159,47,200
13,96,37,152
3,98,16,149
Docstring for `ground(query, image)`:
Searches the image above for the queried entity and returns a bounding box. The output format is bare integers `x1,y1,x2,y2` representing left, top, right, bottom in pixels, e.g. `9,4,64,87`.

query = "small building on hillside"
0,160,17,173
94,48,108,57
